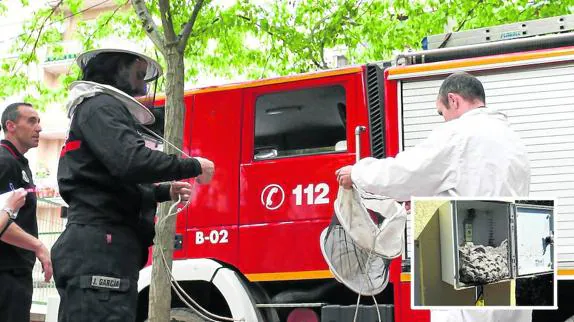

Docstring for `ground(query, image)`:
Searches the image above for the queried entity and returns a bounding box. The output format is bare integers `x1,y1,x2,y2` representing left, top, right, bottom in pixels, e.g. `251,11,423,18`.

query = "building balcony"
42,53,77,75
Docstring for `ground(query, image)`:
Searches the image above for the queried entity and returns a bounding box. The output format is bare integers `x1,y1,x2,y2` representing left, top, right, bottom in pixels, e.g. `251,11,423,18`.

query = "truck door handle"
354,126,366,163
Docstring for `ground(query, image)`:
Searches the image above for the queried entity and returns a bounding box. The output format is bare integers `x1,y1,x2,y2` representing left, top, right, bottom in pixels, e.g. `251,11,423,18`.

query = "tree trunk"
148,46,186,322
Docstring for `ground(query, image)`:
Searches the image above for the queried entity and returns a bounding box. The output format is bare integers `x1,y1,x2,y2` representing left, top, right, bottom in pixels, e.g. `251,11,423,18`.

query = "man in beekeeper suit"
51,49,215,321
336,72,531,322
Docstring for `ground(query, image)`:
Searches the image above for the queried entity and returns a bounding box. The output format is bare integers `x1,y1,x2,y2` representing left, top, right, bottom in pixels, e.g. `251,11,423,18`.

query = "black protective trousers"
51,223,142,322
0,269,33,322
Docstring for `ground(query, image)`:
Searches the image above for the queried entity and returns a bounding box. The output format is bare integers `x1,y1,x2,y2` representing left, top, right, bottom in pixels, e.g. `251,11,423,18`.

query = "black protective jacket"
0,140,38,272
58,93,201,247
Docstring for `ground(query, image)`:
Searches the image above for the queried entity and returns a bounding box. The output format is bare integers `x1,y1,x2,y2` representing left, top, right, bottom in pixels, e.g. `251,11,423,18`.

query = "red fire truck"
136,14,574,322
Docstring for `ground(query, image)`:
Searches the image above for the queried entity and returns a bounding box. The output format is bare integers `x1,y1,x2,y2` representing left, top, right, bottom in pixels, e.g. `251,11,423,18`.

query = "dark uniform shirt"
0,140,37,271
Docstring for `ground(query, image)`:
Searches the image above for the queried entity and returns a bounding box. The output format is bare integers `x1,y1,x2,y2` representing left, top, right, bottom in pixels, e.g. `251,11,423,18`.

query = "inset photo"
411,198,556,309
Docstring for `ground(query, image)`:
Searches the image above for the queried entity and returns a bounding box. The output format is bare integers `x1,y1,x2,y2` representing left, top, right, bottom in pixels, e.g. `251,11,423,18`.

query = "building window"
254,85,347,160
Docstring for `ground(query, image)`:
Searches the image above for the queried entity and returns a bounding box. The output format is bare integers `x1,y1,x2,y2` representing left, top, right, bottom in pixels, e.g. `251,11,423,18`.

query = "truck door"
184,90,243,265
238,70,369,279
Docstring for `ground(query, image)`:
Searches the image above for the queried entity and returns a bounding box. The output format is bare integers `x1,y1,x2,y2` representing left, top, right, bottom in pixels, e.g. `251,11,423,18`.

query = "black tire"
169,308,209,322
144,308,208,322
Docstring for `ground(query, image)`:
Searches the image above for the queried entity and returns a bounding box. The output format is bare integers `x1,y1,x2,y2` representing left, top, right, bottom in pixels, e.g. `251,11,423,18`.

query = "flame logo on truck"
261,184,285,210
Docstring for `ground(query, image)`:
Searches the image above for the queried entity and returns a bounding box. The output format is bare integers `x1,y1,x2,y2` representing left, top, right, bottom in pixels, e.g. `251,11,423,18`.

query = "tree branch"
237,14,287,43
69,0,129,75
26,2,60,64
356,0,375,21
308,3,359,70
239,13,324,70
319,42,328,69
3,0,114,47
83,1,128,48
15,16,41,63
310,56,323,69
187,17,219,37
308,31,330,70
130,0,166,53
158,0,177,43
455,0,484,32
217,12,233,55
437,0,484,49
11,0,63,74
259,48,273,79
177,0,205,53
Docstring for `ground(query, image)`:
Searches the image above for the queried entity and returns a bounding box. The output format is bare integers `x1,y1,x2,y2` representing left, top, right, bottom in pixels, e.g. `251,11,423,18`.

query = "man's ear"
447,93,459,110
4,120,16,132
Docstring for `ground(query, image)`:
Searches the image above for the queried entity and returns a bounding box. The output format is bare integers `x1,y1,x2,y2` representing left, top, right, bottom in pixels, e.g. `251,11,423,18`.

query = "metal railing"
32,197,66,305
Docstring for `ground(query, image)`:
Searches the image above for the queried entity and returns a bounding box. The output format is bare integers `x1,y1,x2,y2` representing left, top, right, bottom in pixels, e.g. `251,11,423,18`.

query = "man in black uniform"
51,49,214,321
0,102,53,322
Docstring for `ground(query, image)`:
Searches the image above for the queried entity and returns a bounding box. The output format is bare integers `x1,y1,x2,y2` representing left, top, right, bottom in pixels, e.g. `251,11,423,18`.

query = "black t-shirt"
0,140,38,271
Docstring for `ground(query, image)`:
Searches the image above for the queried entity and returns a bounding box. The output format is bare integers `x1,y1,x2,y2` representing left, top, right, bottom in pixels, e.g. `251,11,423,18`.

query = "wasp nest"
458,239,509,285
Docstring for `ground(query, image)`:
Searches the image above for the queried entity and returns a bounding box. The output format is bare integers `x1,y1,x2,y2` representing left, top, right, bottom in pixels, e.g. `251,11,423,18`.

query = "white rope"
372,295,382,322
351,200,400,322
352,291,362,322
143,126,243,321
155,190,244,322
353,231,377,322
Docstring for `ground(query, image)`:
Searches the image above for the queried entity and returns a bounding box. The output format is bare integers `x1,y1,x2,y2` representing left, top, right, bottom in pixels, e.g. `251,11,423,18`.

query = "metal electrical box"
439,200,554,290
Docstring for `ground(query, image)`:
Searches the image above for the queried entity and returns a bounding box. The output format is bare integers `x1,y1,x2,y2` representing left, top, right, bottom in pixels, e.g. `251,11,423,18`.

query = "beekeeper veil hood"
77,48,162,97
66,48,163,125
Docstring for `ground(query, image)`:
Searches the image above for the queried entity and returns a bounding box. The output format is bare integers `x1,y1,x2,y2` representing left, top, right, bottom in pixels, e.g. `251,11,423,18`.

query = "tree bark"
130,1,204,320
131,0,166,54
147,46,185,322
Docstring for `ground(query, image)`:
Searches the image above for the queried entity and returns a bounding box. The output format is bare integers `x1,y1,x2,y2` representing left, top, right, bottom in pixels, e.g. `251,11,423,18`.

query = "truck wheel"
169,308,207,322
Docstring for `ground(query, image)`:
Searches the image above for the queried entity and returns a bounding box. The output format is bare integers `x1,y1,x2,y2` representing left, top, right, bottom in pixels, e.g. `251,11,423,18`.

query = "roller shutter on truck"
396,59,574,272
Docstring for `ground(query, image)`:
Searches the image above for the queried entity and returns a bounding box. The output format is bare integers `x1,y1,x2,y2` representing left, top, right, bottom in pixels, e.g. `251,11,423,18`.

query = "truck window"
254,85,347,160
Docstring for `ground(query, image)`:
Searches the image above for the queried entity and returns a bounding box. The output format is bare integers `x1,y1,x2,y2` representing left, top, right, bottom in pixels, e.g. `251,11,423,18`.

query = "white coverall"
351,107,532,322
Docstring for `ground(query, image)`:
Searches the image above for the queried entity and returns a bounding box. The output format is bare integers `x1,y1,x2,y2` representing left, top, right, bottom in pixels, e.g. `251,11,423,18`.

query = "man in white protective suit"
336,72,531,322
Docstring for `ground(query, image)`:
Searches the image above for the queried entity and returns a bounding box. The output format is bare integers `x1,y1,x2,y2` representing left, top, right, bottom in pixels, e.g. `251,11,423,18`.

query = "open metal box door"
439,201,462,289
513,204,554,277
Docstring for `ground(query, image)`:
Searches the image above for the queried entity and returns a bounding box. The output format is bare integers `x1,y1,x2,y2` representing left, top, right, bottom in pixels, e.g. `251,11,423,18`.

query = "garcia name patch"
91,276,121,289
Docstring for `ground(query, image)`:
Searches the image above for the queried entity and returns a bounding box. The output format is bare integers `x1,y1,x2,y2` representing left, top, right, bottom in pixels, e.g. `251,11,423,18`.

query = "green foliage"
66,0,84,14
231,0,573,72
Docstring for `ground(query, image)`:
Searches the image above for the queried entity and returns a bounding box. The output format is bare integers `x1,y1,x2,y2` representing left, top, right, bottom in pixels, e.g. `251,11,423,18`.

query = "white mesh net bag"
319,186,407,296
320,225,391,296
334,186,407,259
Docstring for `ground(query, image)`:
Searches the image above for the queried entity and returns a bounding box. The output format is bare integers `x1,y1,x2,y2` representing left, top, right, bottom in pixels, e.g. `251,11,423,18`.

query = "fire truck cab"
136,14,574,322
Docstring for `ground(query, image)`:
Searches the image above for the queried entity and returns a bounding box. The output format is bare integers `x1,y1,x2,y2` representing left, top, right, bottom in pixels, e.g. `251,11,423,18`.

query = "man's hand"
170,181,192,202
195,157,214,184
404,201,411,212
335,165,353,189
5,188,27,210
34,242,52,282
